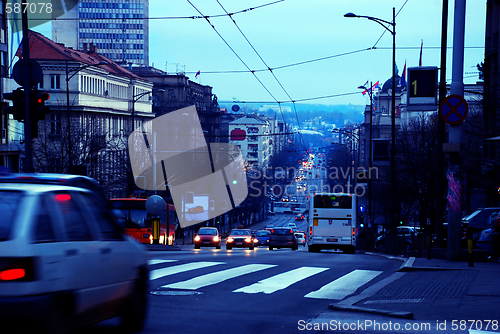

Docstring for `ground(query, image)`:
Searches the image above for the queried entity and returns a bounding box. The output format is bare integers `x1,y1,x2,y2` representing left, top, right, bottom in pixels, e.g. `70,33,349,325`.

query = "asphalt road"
82,240,403,334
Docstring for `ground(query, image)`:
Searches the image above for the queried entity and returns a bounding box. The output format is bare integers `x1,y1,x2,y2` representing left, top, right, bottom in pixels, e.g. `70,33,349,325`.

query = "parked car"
188,205,204,214
462,208,500,248
490,216,500,256
295,232,306,246
0,175,149,333
477,228,494,254
254,230,271,247
194,227,221,249
269,228,298,250
226,229,254,250
375,226,422,251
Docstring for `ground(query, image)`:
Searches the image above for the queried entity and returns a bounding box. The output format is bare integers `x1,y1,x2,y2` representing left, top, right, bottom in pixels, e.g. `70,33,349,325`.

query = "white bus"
272,201,307,214
308,193,357,253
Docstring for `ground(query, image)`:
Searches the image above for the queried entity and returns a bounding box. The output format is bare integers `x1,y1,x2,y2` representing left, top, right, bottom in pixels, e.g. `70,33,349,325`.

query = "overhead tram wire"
215,0,306,153
15,0,285,22
371,0,409,48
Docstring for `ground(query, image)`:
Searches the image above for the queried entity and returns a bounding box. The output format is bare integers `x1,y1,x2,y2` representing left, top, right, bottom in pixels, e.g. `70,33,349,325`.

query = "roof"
24,30,144,81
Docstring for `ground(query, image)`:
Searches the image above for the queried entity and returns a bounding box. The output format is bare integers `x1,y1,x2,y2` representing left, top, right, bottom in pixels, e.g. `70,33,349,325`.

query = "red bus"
110,197,177,245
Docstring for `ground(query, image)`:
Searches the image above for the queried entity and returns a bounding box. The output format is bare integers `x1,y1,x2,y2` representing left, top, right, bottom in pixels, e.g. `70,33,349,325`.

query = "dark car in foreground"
269,228,298,250
0,175,149,334
226,229,254,250
254,230,270,247
490,216,500,256
194,227,221,249
462,208,500,248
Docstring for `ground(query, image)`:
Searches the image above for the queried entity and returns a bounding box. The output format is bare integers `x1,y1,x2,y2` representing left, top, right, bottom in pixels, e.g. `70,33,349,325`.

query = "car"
295,213,305,221
291,196,298,202
0,175,149,333
188,205,204,214
266,210,276,216
490,216,500,256
287,222,298,232
226,229,254,250
269,228,298,250
282,196,289,202
375,226,422,251
462,208,500,248
295,232,306,246
194,227,221,249
265,224,274,231
254,230,271,247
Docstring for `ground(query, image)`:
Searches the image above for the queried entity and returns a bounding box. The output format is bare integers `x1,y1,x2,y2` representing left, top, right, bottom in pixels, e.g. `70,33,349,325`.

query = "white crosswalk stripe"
150,261,225,280
305,269,382,300
162,264,277,290
148,259,177,265
233,266,329,294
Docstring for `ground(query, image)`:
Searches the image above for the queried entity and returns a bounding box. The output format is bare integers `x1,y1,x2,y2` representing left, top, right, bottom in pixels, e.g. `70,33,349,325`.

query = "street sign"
12,59,43,87
440,95,468,125
407,66,438,111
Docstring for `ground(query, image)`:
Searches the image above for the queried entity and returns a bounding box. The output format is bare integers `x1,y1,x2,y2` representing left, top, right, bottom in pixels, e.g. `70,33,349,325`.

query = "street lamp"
358,82,373,231
130,89,164,134
345,8,397,250
66,60,108,173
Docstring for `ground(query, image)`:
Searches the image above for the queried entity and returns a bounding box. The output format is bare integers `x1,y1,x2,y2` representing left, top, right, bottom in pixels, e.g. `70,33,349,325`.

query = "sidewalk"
330,253,500,321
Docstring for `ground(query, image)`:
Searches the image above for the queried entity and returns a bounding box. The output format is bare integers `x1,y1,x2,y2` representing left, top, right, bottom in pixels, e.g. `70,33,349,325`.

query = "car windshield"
256,231,269,236
230,230,250,236
0,190,23,241
198,229,217,235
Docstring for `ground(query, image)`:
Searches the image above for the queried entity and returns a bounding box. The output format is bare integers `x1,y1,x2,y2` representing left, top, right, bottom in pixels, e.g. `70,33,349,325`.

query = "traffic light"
30,90,50,139
358,215,365,228
232,173,237,184
3,89,25,122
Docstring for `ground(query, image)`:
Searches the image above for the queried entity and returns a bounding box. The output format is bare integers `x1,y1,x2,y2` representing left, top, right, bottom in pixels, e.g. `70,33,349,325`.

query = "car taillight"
0,257,36,281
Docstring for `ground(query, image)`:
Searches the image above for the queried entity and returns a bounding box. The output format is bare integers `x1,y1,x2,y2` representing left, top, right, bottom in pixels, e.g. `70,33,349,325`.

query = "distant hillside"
218,101,364,126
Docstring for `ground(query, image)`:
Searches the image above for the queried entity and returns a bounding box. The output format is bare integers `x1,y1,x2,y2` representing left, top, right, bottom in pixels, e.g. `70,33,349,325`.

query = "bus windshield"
313,195,352,209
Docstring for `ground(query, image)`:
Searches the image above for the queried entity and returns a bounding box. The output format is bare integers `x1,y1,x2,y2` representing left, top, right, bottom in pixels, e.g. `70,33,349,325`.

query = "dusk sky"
34,0,486,107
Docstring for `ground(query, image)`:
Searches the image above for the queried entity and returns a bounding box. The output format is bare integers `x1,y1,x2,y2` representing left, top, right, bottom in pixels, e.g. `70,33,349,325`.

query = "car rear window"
0,190,23,241
272,229,292,235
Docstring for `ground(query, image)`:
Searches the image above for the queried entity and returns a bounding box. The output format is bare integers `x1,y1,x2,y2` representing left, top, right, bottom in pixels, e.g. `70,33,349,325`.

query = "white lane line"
148,259,177,265
233,266,329,294
163,264,277,290
304,269,382,300
150,262,225,280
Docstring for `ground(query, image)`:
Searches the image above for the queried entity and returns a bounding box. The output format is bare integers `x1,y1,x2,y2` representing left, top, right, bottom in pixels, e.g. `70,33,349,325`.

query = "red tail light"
0,257,36,281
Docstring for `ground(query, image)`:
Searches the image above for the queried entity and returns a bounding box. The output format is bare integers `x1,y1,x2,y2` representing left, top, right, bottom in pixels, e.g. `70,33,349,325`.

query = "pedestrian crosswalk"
148,258,384,300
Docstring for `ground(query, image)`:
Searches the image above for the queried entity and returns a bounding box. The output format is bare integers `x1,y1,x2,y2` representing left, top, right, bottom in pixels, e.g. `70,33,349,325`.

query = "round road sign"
439,95,468,125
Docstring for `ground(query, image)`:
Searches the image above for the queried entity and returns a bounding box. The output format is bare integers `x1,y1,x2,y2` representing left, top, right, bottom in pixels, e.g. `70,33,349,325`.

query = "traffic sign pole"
21,1,33,173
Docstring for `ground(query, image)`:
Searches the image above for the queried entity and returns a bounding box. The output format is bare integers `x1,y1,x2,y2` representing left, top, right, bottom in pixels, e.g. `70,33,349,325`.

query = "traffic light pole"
21,1,33,173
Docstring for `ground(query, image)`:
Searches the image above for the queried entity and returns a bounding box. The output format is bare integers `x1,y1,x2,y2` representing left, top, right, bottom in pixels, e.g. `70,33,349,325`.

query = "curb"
329,304,414,319
359,251,407,263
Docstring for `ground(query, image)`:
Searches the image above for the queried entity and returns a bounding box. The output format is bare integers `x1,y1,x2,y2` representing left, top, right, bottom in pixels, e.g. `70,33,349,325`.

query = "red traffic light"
35,92,50,104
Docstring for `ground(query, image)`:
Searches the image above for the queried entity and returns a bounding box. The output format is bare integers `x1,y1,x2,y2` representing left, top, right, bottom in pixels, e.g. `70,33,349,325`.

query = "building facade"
228,116,271,168
52,0,149,66
14,30,154,197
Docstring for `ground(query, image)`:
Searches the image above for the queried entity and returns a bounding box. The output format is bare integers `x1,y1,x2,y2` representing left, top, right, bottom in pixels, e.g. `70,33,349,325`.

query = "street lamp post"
358,82,373,232
345,8,397,253
66,60,108,173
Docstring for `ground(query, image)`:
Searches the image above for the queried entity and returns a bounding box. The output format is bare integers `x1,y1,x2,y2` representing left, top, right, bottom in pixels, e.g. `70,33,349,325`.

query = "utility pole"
21,0,33,173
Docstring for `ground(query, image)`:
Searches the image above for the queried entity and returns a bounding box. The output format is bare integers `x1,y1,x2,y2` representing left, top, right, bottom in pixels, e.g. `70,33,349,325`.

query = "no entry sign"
440,95,468,125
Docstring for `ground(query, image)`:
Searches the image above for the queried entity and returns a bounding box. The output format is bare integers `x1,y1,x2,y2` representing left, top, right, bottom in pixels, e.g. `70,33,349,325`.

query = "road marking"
148,259,177,265
305,269,382,300
163,264,277,290
233,266,328,294
150,261,225,280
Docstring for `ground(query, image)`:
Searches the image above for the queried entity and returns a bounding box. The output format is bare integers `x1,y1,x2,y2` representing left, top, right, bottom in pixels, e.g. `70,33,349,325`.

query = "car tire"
343,247,355,254
292,246,298,251
249,245,254,250
121,270,148,333
269,246,273,250
216,245,221,249
226,245,232,250
194,245,200,249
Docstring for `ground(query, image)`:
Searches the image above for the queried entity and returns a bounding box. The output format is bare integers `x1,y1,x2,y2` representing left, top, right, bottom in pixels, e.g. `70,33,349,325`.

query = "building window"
50,114,61,135
50,75,61,90
372,140,390,162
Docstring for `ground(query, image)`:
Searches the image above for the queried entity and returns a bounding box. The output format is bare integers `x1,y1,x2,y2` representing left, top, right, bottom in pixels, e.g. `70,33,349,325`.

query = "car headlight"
245,238,251,243
194,235,200,242
213,236,220,242
227,237,234,243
